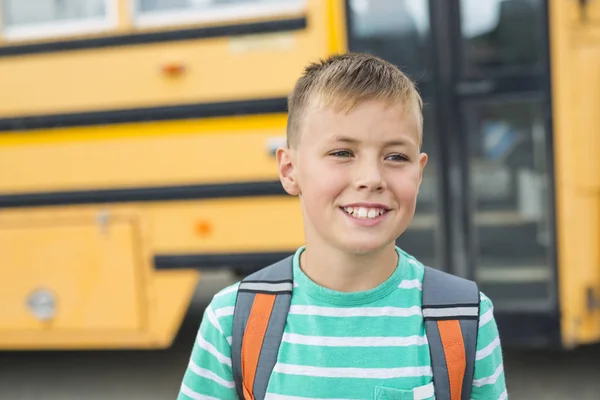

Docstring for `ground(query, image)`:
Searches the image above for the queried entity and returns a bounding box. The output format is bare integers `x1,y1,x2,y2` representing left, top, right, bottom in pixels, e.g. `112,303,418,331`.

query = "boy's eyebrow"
329,135,414,147
329,135,360,144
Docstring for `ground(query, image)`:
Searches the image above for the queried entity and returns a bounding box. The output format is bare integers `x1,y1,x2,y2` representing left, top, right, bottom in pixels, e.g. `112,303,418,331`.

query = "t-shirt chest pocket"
374,382,435,400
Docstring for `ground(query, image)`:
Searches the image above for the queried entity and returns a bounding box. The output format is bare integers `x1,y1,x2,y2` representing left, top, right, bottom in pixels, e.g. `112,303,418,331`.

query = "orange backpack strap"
422,266,480,400
231,257,294,400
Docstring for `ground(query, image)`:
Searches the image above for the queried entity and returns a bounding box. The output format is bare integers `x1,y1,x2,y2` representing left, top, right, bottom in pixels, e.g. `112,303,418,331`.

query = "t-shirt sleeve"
177,286,240,400
470,293,508,400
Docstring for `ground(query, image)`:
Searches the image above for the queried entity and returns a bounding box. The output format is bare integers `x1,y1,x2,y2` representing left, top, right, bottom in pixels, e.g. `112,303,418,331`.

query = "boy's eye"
329,150,353,157
386,153,410,162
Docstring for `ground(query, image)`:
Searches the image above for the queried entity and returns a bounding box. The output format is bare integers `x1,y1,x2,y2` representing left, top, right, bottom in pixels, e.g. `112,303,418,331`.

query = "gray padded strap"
231,290,255,399
422,266,480,400
459,318,479,400
424,319,450,398
232,256,294,400
422,267,480,308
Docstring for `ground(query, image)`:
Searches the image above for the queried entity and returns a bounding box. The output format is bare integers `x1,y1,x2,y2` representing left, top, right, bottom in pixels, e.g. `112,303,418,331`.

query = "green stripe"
289,289,423,308
284,313,425,337
181,372,235,399
197,317,232,357
277,340,430,368
267,373,432,399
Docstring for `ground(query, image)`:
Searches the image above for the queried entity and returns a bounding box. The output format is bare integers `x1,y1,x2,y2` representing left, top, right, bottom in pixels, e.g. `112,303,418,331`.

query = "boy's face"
277,100,427,255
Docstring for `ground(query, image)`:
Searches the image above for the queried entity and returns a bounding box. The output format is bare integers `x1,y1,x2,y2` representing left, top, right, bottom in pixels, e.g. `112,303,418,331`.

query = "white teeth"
343,207,387,219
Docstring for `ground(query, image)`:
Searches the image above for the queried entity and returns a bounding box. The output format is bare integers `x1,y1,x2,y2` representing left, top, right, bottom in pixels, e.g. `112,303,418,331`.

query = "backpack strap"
422,266,480,400
231,256,294,400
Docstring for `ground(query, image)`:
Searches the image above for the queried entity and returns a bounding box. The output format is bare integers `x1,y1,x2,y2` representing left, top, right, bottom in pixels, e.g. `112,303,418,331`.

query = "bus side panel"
0,211,145,333
0,115,286,194
0,1,331,118
0,208,200,350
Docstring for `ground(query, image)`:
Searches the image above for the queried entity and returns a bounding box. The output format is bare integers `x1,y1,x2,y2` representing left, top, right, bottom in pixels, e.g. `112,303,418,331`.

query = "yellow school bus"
0,0,599,350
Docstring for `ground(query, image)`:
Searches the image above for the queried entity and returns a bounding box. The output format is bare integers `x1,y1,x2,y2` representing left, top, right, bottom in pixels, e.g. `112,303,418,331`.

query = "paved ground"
1,271,599,400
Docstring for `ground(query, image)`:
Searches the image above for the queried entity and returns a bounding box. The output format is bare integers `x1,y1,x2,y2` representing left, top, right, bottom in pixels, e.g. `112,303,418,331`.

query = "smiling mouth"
340,206,390,219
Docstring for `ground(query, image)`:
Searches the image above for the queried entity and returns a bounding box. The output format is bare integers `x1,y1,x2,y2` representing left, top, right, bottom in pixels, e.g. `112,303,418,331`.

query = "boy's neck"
299,242,399,293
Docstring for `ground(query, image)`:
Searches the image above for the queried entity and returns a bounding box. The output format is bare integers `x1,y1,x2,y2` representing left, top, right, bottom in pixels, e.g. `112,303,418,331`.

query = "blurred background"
1,0,600,398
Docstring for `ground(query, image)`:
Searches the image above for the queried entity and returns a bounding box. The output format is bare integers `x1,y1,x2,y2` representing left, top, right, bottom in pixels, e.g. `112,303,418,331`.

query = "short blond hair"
286,53,423,148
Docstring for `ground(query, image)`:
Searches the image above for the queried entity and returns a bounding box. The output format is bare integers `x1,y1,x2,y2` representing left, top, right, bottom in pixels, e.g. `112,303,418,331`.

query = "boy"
178,53,506,399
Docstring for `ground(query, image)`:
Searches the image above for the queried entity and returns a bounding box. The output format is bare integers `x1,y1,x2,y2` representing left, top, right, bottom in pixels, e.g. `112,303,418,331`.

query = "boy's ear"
276,147,301,196
417,152,428,187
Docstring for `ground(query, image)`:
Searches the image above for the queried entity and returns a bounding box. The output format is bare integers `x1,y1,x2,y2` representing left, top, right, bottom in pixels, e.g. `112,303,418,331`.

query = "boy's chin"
339,238,396,256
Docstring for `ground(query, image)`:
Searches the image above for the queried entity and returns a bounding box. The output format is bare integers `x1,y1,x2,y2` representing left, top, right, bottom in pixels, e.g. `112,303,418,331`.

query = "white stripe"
476,336,501,361
197,335,232,366
214,285,239,297
266,387,435,400
289,305,422,318
239,281,293,292
479,308,494,328
473,363,504,387
422,306,478,318
214,306,235,318
498,390,508,400
205,307,224,335
188,360,235,388
282,332,428,347
273,362,432,379
265,395,348,400
398,279,422,290
226,336,232,345
414,382,435,400
408,259,420,267
179,383,220,400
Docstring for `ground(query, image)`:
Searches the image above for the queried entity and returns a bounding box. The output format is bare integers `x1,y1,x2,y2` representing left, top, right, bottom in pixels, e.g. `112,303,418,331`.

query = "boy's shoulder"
209,281,241,310
398,249,492,310
205,249,492,324
204,281,240,335
398,248,427,282
209,250,489,303
204,251,494,352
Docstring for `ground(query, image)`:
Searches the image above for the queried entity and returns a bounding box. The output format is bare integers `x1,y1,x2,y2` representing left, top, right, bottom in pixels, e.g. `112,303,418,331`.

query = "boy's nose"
354,167,386,192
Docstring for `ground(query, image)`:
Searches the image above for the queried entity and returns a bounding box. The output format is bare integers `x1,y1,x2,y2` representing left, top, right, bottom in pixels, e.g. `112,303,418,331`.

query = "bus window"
137,0,298,12
459,0,544,76
1,0,115,41
464,99,553,309
134,0,306,27
346,0,430,79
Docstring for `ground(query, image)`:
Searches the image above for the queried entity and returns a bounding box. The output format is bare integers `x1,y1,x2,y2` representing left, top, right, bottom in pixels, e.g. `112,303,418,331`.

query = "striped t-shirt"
178,247,507,400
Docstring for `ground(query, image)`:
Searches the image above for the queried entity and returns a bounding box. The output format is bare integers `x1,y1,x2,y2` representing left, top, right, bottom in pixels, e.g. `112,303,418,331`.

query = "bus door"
550,0,600,347
346,0,557,346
